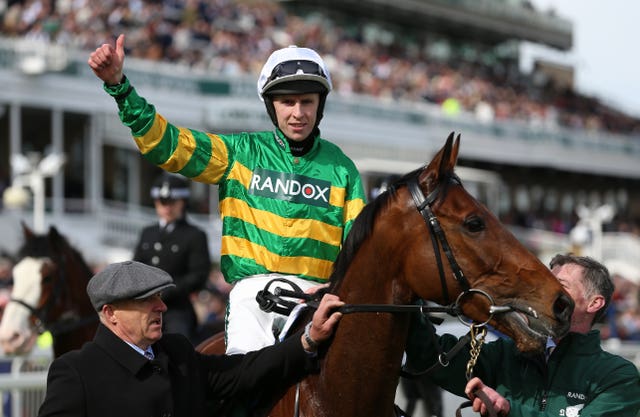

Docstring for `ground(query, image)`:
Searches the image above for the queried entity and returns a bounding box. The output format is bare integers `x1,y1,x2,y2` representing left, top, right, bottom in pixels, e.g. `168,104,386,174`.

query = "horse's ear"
47,226,72,258
421,132,460,187
21,221,35,240
48,226,64,243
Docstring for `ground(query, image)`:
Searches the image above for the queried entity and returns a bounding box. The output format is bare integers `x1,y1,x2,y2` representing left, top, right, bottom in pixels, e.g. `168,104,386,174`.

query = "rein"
261,281,498,417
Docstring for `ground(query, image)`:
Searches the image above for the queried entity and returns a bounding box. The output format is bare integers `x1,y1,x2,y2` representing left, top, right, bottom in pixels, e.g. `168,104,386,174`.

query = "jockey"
88,36,366,354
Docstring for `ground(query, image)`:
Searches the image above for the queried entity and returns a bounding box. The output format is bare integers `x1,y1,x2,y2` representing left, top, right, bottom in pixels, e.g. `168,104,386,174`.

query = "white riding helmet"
257,45,333,101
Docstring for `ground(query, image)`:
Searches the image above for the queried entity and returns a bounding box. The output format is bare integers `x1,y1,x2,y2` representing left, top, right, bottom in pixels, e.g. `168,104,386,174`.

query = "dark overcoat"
38,324,314,417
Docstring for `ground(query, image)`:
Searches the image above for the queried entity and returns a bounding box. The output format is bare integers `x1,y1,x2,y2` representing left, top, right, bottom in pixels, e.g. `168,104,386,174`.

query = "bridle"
9,256,97,337
405,173,502,417
408,174,469,303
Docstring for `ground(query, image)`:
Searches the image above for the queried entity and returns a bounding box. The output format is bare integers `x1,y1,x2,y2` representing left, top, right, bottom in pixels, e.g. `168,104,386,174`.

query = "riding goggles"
267,60,327,83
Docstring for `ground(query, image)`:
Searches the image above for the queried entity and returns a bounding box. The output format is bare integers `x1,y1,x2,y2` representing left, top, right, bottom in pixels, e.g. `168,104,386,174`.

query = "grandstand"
2,1,640,416
0,0,639,271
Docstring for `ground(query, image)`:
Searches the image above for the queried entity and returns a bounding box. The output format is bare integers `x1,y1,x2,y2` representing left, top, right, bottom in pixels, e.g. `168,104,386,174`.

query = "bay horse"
197,133,574,417
0,223,98,357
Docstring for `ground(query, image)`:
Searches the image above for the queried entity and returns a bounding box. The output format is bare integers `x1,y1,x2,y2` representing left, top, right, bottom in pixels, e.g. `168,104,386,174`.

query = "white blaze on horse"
0,257,46,354
0,224,97,357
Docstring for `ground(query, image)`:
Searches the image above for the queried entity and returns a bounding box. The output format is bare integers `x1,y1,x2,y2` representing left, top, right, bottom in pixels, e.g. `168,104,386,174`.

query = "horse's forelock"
16,230,90,277
17,234,52,261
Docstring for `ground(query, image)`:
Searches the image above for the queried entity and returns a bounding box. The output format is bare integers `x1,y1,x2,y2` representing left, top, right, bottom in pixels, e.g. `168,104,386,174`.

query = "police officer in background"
133,173,211,343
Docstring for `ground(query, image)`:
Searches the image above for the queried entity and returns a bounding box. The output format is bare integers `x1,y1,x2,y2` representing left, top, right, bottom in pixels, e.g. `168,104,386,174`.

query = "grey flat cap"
87,261,175,310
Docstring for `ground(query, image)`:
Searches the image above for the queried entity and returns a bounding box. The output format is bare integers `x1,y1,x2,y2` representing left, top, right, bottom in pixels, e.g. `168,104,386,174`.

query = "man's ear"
587,295,606,315
102,304,117,324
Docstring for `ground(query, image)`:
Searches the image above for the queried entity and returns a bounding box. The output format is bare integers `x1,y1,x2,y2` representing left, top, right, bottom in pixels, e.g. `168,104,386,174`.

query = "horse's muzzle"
553,292,574,333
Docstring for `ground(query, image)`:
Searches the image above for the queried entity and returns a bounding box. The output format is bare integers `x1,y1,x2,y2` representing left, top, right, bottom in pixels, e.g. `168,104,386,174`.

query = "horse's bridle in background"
9,257,97,337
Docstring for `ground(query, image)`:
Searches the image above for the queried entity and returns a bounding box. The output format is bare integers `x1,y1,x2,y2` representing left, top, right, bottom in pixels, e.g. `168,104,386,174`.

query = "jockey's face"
272,93,319,141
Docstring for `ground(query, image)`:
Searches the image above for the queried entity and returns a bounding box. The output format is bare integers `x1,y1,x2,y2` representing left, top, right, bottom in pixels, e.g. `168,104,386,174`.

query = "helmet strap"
264,98,278,127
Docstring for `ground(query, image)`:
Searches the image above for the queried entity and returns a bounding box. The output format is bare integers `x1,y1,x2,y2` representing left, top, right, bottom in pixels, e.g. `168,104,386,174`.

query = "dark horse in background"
197,133,574,417
0,223,97,358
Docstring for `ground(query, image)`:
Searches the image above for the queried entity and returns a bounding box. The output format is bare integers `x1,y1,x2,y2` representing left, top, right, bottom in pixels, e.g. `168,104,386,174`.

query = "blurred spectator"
191,267,230,346
1,0,639,136
191,285,228,346
603,269,640,340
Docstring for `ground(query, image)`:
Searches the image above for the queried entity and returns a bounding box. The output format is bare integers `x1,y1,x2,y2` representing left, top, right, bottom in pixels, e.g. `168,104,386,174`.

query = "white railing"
0,349,51,417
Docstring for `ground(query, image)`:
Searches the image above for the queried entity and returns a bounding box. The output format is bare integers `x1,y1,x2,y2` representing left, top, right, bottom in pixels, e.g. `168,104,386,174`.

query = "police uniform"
133,175,211,341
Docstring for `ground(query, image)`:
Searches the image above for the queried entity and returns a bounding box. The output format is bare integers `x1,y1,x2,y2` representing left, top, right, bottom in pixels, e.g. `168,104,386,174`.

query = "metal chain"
465,324,487,381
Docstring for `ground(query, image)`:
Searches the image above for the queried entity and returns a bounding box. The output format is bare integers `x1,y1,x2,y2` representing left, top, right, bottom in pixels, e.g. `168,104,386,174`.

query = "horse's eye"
464,216,485,233
42,275,53,285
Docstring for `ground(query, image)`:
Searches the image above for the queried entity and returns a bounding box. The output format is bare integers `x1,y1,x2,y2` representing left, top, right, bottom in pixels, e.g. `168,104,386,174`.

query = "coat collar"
93,324,163,375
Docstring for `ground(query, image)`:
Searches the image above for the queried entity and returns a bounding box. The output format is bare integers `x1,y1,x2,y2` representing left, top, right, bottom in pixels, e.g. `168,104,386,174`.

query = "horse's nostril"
553,293,574,323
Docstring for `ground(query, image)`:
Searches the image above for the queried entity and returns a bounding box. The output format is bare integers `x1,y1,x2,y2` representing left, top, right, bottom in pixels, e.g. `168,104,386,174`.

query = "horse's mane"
328,167,425,291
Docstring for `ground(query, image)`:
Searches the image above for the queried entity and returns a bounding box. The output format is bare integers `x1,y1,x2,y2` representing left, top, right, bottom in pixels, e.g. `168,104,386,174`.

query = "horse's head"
339,133,573,353
409,133,573,351
0,223,95,356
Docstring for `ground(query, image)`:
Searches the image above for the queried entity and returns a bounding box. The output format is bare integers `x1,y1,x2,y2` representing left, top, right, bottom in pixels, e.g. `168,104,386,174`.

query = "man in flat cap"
38,261,344,417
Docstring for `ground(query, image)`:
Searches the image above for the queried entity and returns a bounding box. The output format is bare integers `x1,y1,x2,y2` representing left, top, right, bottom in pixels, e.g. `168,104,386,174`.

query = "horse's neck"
306,314,409,417
307,263,411,417
71,262,95,310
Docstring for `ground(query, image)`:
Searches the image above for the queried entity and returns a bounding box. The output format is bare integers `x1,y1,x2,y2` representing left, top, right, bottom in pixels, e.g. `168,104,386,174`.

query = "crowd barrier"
0,350,51,417
0,339,638,417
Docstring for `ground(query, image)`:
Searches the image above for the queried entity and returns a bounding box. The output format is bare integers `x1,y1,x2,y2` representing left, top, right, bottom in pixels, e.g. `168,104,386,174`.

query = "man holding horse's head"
38,260,344,417
405,253,640,417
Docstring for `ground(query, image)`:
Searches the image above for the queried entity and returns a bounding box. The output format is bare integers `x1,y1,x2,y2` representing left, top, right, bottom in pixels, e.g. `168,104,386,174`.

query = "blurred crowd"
2,0,640,342
1,0,640,136
602,271,640,341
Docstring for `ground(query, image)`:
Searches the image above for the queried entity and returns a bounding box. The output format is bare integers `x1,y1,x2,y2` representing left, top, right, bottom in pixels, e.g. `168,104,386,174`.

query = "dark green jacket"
406,317,640,416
